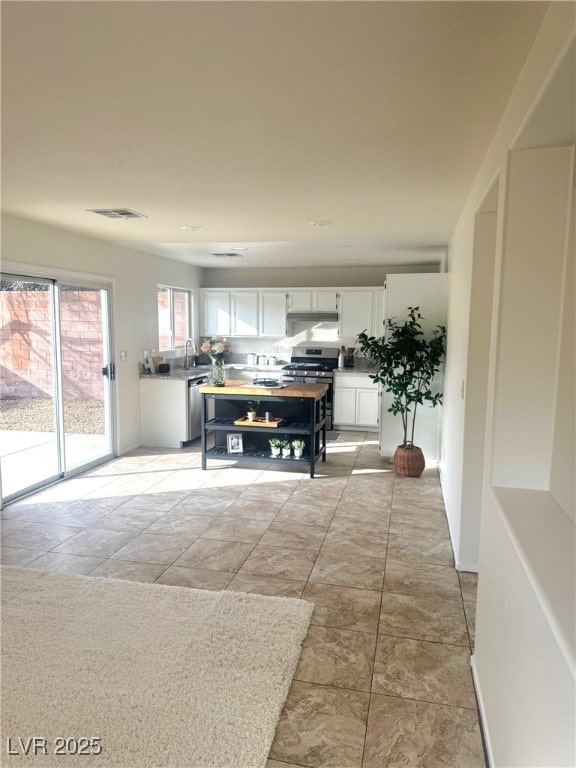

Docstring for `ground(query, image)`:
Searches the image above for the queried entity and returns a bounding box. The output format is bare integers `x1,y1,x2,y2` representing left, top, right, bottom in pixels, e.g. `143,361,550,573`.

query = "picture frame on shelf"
226,433,244,454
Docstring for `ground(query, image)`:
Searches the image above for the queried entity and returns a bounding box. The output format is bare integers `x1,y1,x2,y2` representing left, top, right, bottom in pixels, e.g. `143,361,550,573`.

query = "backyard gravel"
0,396,105,434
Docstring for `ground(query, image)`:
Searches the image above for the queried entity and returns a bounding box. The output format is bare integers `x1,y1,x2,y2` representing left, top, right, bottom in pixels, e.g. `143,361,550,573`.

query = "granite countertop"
140,363,286,381
335,368,378,376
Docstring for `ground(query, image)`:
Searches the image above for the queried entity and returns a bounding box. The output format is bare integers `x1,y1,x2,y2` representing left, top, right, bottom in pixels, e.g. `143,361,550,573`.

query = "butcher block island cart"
200,380,328,478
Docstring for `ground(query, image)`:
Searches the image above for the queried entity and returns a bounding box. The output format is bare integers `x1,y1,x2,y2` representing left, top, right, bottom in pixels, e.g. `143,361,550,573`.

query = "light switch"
120,350,128,361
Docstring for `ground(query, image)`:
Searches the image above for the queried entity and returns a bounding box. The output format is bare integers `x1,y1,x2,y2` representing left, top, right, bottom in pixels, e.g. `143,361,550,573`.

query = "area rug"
1,566,313,767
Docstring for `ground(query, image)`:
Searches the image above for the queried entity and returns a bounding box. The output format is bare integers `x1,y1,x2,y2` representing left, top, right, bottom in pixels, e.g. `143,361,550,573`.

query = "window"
157,286,191,350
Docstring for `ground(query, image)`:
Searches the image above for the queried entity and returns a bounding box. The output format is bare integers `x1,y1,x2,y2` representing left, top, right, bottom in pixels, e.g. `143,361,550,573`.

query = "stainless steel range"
282,346,339,429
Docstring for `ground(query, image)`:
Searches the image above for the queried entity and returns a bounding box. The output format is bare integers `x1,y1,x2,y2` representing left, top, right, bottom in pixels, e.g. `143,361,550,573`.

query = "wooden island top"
199,380,328,398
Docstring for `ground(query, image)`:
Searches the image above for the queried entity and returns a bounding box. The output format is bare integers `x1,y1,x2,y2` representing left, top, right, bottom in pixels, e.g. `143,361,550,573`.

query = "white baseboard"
117,442,141,456
456,562,479,573
470,654,494,767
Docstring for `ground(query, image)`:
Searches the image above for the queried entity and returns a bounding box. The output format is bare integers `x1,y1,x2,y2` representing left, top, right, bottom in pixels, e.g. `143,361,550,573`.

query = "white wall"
441,3,575,570
443,207,497,570
473,487,575,768
490,146,573,489
473,145,575,767
1,214,201,456
200,263,439,288
441,5,575,765
549,196,575,518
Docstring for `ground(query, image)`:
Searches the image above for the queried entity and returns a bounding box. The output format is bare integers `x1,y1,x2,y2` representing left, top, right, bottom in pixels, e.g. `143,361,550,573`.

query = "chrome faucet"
184,338,198,368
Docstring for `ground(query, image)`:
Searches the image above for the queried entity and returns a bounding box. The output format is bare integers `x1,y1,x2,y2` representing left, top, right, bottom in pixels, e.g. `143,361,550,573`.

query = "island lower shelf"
199,381,328,478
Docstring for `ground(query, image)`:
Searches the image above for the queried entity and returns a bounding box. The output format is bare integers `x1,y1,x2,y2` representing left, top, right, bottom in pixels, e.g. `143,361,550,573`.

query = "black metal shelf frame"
200,390,327,478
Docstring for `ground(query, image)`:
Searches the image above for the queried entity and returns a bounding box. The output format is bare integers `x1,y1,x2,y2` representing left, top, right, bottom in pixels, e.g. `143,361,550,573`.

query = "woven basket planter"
393,444,425,477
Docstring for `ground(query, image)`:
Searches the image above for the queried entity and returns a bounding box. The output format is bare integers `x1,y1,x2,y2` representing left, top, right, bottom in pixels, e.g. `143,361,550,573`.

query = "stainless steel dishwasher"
188,376,208,441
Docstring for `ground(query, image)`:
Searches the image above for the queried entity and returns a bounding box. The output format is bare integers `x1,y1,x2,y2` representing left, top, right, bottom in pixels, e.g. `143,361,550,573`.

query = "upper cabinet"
201,285,386,339
259,291,287,337
339,289,375,338
231,291,259,337
287,289,338,312
201,289,286,338
313,290,339,312
287,290,312,312
202,291,231,336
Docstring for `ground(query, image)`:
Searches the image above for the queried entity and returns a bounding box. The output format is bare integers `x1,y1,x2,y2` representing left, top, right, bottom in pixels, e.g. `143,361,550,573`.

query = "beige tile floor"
1,432,484,768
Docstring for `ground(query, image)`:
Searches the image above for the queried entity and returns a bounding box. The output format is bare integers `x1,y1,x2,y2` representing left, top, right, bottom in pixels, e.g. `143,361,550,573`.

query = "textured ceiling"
1,1,549,267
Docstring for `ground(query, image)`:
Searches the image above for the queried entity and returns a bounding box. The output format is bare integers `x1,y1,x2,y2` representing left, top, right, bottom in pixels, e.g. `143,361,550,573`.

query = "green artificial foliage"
357,307,446,449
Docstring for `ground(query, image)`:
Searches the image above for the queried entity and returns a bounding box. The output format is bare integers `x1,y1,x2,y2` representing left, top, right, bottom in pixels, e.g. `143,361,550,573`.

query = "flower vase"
210,358,226,387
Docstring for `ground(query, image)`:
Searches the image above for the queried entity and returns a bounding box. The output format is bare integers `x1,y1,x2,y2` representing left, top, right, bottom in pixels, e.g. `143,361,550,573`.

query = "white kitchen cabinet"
334,374,379,430
333,387,357,425
314,289,338,311
259,290,287,336
379,273,448,462
339,289,376,339
288,290,312,312
288,289,338,312
356,388,380,426
231,291,258,336
202,291,231,336
140,378,188,448
201,284,381,339
372,288,386,338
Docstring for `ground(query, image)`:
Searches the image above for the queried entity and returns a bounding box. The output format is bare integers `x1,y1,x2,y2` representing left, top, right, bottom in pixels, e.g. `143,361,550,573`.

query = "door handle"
101,362,116,380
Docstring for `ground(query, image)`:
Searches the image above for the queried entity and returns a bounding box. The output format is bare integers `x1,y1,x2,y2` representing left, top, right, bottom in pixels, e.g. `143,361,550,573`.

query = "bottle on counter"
338,351,345,370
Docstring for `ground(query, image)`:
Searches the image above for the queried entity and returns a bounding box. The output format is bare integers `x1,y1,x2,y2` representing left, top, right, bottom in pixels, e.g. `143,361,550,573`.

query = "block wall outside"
0,289,104,401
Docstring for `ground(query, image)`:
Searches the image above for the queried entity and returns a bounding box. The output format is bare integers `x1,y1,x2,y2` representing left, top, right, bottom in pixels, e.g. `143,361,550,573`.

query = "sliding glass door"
0,274,114,501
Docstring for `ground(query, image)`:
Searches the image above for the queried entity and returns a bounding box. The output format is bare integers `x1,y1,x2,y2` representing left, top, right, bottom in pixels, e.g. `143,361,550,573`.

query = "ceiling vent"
87,208,148,220
210,253,244,258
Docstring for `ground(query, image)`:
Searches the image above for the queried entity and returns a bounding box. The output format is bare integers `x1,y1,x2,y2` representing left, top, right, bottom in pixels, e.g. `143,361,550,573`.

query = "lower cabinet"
333,374,379,429
140,378,189,448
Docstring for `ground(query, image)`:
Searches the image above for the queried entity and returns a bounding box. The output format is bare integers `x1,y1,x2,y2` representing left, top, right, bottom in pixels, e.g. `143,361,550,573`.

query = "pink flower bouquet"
200,336,231,362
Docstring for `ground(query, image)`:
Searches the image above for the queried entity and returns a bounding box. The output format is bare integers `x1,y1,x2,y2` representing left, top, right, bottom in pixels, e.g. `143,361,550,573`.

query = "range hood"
286,311,339,322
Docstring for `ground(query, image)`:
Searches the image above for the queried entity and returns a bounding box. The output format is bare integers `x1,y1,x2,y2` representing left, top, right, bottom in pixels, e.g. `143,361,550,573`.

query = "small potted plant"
280,439,292,459
269,437,282,457
246,401,259,422
291,438,305,459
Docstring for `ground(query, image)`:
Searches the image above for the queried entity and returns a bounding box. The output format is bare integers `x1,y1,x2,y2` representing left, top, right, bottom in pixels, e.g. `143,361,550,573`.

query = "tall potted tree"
357,306,446,477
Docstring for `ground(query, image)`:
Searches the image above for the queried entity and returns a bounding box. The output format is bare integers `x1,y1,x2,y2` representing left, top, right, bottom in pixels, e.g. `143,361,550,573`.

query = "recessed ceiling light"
309,220,332,227
345,257,360,262
180,225,203,231
231,247,248,251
